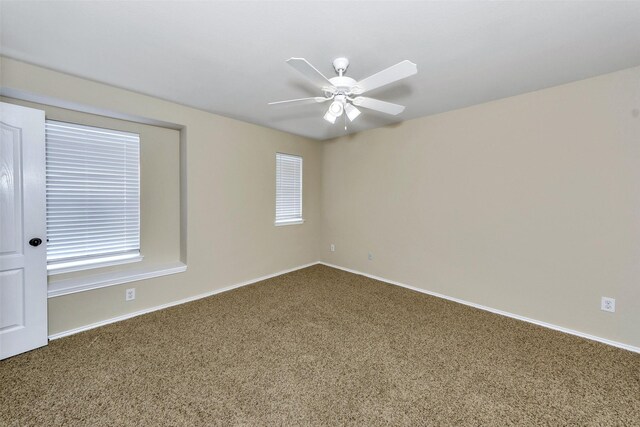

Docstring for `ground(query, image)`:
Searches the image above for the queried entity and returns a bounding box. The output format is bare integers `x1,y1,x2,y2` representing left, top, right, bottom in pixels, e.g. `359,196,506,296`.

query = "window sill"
47,261,187,298
275,219,305,226
48,254,143,275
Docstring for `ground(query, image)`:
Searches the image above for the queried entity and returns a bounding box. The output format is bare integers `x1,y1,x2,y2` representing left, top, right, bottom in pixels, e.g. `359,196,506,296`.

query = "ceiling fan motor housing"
330,58,362,94
329,76,357,93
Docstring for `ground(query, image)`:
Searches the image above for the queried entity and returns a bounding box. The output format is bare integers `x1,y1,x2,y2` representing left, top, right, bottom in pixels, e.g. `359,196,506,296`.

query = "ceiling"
2,1,640,140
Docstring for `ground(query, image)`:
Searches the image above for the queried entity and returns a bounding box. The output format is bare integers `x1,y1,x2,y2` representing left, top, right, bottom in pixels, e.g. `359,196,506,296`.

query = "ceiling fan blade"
286,57,334,89
352,60,417,94
268,97,331,105
351,97,405,115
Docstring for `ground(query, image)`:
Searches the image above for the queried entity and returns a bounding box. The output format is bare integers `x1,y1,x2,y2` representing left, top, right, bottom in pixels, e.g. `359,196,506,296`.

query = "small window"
275,152,303,225
45,120,141,273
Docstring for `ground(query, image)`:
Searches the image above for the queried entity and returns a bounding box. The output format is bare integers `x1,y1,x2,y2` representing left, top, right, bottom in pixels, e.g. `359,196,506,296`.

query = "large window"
45,120,141,273
275,152,303,225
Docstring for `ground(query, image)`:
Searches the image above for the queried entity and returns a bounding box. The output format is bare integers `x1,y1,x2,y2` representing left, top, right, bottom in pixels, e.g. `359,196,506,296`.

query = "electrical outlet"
368,252,373,261
601,297,615,313
125,288,136,301
330,244,335,252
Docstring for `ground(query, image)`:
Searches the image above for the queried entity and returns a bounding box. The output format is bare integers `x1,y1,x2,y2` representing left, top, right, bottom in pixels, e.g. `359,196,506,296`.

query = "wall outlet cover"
601,296,615,313
126,288,136,301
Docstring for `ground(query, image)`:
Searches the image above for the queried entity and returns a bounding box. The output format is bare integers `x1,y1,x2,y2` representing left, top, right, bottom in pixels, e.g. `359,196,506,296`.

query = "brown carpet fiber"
1,265,639,426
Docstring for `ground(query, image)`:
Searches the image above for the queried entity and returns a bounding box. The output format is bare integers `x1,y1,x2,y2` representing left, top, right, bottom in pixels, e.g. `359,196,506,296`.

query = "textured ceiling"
2,1,640,140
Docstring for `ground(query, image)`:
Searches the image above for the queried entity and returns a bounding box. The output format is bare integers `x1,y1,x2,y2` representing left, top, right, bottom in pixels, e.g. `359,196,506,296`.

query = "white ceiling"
2,1,640,140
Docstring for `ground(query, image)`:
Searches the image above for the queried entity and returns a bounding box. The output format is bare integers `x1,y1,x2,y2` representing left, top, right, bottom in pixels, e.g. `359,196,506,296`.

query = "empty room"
1,1,639,425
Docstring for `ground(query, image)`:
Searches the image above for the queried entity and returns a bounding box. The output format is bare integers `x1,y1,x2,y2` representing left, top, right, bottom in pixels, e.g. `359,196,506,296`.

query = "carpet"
1,265,638,426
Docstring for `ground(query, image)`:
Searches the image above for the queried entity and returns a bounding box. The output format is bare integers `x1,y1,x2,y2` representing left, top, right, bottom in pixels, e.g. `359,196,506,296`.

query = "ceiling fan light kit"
344,103,361,122
323,99,344,124
269,56,417,127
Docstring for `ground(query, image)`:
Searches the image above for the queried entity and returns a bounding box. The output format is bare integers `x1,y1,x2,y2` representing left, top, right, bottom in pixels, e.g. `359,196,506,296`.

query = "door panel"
0,123,22,256
0,269,24,332
0,102,47,360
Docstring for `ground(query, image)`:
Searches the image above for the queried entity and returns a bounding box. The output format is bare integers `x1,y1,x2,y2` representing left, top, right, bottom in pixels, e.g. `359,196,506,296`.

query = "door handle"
29,238,43,247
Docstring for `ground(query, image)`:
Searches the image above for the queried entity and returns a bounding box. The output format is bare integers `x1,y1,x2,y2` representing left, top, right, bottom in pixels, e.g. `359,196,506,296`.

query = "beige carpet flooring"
1,265,639,426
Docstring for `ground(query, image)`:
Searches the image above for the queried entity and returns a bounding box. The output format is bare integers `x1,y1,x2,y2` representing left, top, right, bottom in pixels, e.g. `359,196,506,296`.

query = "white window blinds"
275,153,303,225
45,120,140,271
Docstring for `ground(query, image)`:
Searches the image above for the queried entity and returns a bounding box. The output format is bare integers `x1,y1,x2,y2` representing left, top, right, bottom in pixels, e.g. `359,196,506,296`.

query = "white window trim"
274,218,305,226
47,253,143,275
47,262,187,298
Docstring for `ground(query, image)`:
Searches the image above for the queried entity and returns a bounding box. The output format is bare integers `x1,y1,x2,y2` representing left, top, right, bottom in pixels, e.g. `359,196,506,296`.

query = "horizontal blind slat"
48,249,140,263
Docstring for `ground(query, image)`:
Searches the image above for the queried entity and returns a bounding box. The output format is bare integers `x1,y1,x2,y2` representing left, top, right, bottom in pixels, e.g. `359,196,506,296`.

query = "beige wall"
1,57,322,335
321,66,640,348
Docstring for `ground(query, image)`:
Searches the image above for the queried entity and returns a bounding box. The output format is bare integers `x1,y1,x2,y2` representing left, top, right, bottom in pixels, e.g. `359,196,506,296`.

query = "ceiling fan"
269,57,417,125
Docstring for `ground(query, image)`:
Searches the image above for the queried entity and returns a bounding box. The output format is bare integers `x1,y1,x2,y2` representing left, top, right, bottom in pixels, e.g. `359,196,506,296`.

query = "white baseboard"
319,262,640,354
48,262,319,340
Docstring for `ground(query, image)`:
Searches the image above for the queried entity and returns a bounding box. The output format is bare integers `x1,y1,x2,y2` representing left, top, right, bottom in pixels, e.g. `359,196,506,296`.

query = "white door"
0,102,47,360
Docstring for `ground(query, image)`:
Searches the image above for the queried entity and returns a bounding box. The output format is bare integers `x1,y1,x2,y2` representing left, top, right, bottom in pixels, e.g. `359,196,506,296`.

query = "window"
45,120,141,273
275,152,303,225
